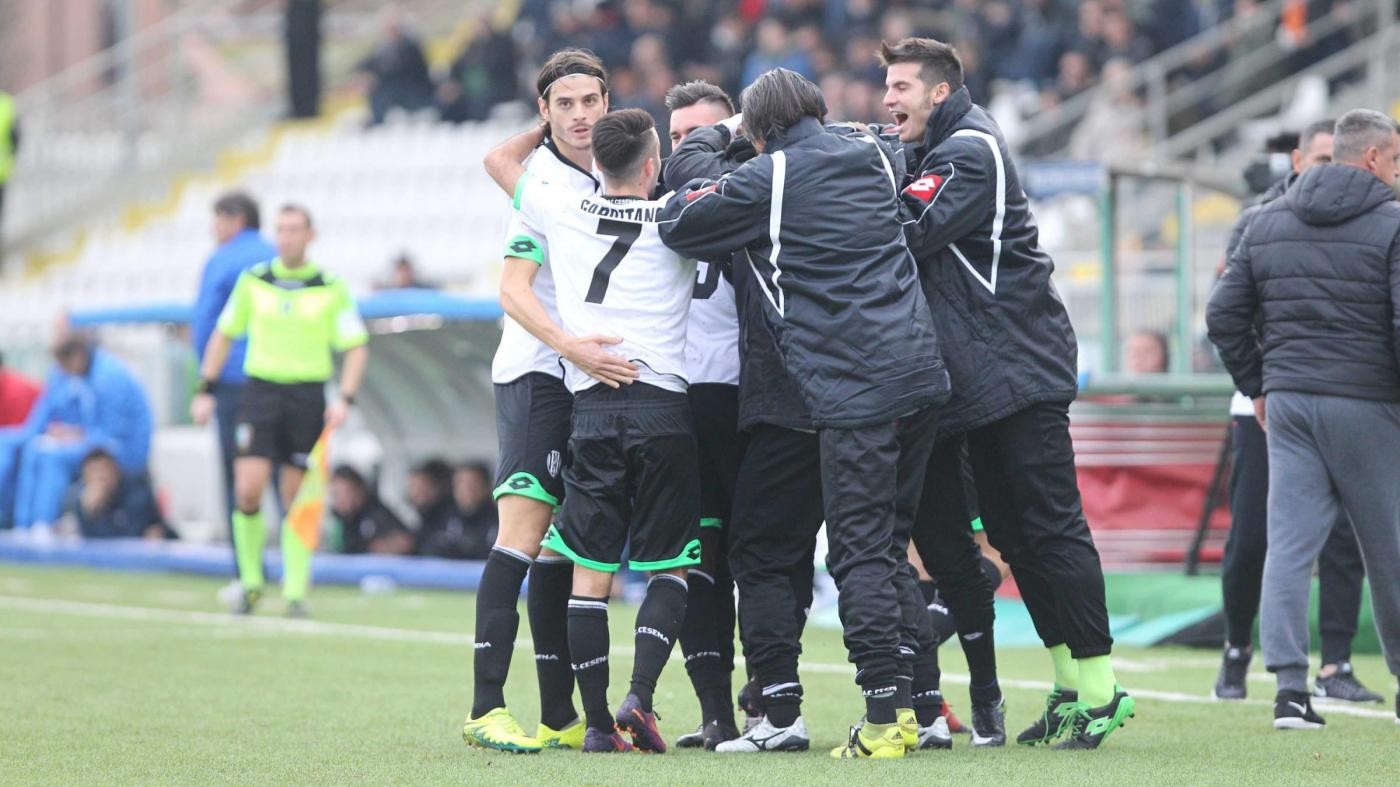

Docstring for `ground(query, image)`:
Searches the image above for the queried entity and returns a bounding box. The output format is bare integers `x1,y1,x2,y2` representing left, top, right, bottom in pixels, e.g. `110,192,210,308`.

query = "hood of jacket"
1286,163,1397,226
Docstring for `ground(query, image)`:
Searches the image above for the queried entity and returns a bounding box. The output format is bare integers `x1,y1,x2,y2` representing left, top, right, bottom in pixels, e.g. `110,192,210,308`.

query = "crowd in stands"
359,1,1365,157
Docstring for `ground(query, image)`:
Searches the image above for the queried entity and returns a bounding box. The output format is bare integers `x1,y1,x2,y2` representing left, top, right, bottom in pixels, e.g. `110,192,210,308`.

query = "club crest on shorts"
547,449,562,478
235,423,253,452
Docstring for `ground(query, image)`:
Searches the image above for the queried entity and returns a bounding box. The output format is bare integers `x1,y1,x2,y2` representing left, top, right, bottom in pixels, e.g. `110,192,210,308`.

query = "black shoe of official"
675,723,705,749
1213,646,1251,700
970,698,1006,747
1273,690,1326,730
285,600,310,619
1313,663,1384,703
1017,687,1078,745
702,718,742,750
234,587,263,616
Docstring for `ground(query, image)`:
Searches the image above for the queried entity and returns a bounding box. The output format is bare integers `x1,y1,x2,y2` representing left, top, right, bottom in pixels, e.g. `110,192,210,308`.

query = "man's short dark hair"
82,447,117,469
52,332,92,364
1299,118,1336,151
332,464,368,489
740,68,825,144
591,109,657,182
456,460,493,482
664,80,734,115
279,203,314,229
411,458,454,490
878,37,965,93
213,191,260,231
536,48,609,99
1333,109,1400,164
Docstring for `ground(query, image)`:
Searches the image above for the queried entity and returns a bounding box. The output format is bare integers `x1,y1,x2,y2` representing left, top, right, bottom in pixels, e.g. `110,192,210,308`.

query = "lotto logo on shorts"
547,449,561,478
235,424,253,452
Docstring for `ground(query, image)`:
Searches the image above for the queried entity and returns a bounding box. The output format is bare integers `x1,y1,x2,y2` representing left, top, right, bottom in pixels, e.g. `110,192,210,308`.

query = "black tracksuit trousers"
962,401,1113,659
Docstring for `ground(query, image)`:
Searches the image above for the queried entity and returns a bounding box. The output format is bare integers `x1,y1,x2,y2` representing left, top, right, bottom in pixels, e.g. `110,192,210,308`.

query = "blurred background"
0,0,1396,576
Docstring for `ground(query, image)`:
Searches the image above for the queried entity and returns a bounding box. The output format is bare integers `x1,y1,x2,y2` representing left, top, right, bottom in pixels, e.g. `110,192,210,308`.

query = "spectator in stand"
1048,49,1095,107
452,461,498,558
410,457,490,560
0,351,39,427
375,253,436,291
328,465,413,555
1069,58,1147,160
0,332,152,533
438,15,518,124
61,448,171,540
1123,330,1170,374
1101,11,1154,64
741,19,814,88
193,192,275,558
1067,0,1109,67
357,8,436,126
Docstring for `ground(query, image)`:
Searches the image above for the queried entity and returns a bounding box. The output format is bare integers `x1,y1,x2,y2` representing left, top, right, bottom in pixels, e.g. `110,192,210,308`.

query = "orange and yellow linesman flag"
287,427,334,552
281,427,333,602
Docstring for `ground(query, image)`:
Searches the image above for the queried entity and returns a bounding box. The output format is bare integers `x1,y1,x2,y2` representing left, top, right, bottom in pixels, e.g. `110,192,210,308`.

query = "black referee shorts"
544,382,701,573
234,378,324,469
493,372,573,507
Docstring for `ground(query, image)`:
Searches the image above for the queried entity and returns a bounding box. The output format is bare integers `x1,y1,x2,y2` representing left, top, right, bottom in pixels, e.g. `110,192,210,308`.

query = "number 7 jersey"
513,172,696,394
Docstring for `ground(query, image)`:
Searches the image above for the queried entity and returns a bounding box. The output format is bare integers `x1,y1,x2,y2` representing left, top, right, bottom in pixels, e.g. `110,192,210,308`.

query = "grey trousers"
1261,391,1400,694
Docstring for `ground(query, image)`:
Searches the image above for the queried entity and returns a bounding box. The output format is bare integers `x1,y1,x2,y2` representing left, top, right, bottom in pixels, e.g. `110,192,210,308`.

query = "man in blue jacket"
0,333,152,533
192,192,275,550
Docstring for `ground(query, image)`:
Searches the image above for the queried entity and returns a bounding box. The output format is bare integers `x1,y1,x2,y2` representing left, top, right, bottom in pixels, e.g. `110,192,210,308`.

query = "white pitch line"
2,594,1394,721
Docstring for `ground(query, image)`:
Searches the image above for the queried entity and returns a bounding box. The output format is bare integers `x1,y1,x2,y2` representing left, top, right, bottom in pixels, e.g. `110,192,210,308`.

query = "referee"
192,204,368,616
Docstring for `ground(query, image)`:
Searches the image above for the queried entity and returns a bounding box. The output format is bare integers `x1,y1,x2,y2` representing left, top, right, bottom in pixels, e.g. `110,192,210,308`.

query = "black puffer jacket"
661,116,950,429
1207,163,1400,401
890,87,1080,436
663,125,814,431
1224,172,1292,261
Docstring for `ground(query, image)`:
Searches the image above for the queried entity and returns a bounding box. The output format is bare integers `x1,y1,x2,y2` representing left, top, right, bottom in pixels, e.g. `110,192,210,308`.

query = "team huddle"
462,37,1133,759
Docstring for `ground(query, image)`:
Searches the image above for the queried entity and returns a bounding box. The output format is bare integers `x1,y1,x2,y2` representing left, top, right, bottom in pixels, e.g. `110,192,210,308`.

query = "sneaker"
970,698,1007,747
714,715,810,753
535,719,585,749
1054,688,1136,749
284,600,309,619
462,707,542,753
615,694,666,753
675,723,705,749
829,720,906,759
702,718,741,750
582,726,634,753
1313,663,1384,703
897,708,918,750
1273,690,1326,730
1213,646,1250,700
916,715,952,750
233,587,263,616
1016,686,1078,746
942,699,967,734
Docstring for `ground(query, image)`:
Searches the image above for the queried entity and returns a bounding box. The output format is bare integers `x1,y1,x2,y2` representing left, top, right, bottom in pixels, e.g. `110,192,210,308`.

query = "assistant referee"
192,204,368,616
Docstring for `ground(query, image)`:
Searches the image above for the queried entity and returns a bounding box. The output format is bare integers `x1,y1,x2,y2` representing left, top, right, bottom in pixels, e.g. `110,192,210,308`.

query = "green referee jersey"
216,258,368,384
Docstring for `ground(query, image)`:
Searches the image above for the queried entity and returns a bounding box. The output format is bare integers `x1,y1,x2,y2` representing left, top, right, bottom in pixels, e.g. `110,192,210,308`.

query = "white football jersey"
515,174,696,394
686,260,740,385
490,140,601,384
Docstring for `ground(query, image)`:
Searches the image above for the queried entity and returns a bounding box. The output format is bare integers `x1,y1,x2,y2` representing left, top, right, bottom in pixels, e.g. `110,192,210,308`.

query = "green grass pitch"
1,564,1395,786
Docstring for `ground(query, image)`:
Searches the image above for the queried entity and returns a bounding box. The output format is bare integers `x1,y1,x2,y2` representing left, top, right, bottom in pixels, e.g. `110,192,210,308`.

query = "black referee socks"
471,546,531,718
528,556,579,731
568,594,613,731
629,573,688,713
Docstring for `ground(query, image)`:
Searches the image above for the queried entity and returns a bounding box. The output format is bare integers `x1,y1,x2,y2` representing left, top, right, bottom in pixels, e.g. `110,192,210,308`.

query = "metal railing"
2,0,482,258
1017,0,1397,163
